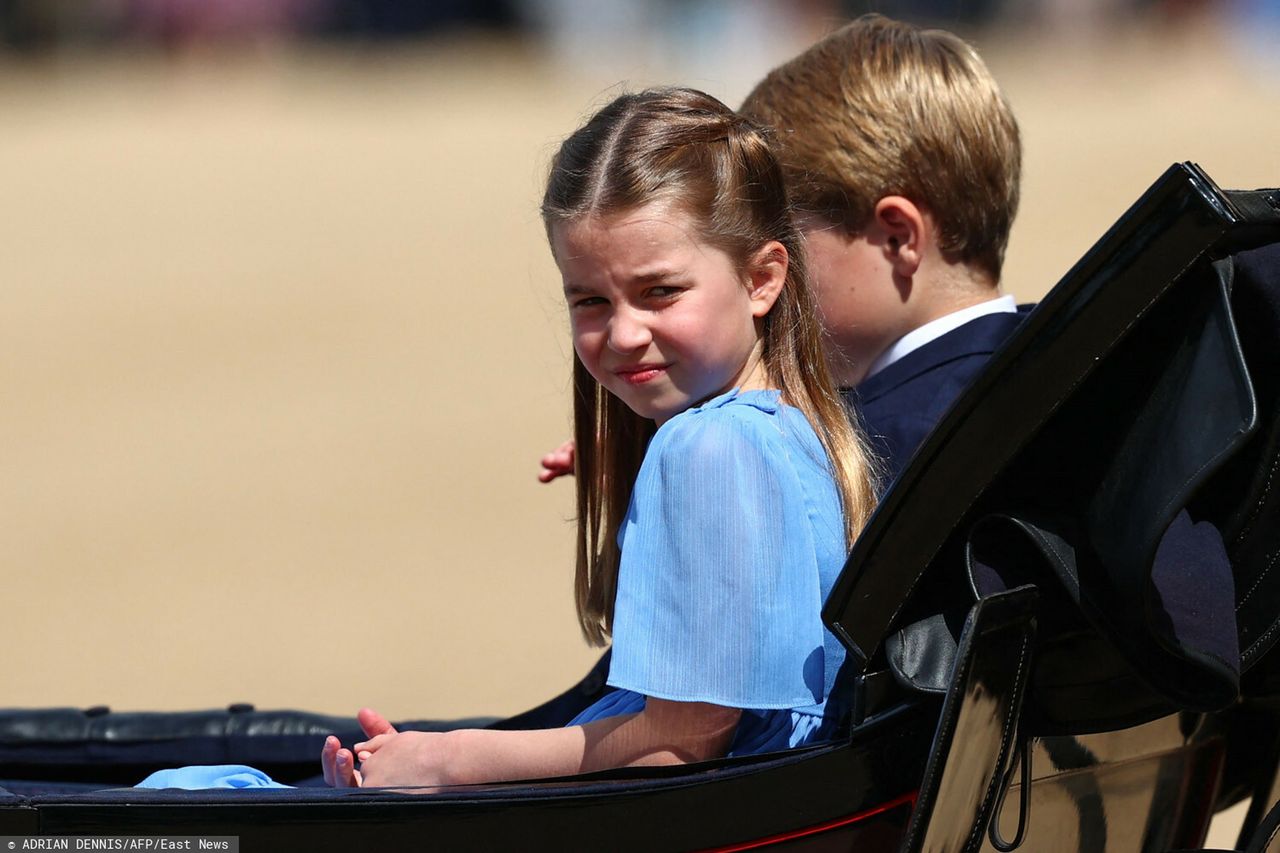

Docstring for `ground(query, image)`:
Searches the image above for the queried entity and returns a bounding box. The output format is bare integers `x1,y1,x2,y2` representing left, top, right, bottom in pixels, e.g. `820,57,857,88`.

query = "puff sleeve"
606,401,834,709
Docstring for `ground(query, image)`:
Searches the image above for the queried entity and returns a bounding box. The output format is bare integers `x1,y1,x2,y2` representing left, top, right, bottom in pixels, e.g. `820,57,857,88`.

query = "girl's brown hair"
543,87,879,646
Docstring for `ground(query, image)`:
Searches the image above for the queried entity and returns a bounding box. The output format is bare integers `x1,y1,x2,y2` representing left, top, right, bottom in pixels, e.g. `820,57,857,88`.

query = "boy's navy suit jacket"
843,310,1028,480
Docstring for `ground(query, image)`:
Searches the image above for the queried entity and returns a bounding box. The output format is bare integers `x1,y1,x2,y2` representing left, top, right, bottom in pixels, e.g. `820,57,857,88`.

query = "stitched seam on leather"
1035,531,1069,569
1198,649,1241,672
1029,527,1075,592
965,629,1030,853
1244,611,1280,663
1235,452,1279,546
1239,545,1280,609
1263,812,1280,852
908,655,969,846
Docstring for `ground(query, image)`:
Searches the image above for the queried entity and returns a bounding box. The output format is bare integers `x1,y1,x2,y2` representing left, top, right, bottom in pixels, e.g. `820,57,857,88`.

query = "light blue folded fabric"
137,764,292,789
608,389,842,711
572,389,853,755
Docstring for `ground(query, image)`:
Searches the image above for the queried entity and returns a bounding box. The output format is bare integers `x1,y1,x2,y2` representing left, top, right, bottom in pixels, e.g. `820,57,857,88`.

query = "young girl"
140,87,877,790
317,87,878,788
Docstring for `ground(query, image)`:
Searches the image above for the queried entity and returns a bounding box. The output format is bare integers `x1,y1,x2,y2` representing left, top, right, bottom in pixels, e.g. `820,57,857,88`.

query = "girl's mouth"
616,365,667,385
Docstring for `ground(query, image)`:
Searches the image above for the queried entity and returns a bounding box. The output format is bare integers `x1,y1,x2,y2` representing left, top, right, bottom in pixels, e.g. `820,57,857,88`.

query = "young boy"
738,13,1026,480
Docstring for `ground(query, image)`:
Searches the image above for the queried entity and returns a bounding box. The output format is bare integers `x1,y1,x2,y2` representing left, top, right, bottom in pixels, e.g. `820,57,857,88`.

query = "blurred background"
1,0,1277,832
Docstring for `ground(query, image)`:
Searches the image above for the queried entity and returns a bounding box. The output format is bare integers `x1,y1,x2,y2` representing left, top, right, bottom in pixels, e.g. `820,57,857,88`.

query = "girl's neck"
656,347,775,427
733,344,773,394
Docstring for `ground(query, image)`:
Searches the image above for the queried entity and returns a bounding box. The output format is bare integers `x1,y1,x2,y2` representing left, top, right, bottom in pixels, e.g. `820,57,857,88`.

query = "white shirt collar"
865,295,1018,379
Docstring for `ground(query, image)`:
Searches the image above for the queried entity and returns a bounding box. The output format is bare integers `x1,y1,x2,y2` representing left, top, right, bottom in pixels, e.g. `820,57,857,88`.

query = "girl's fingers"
322,738,361,788
357,707,398,739
353,732,394,754
538,440,576,482
334,748,361,787
320,735,340,787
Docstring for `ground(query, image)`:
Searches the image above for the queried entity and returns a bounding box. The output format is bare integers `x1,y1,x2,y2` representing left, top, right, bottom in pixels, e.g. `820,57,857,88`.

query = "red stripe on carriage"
705,790,918,852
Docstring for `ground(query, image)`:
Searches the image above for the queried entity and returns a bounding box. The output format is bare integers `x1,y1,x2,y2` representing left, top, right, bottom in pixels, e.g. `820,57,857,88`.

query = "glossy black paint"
924,715,1226,853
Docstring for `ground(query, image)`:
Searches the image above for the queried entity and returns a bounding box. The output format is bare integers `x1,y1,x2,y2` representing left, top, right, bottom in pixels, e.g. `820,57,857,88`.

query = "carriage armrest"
0,705,496,786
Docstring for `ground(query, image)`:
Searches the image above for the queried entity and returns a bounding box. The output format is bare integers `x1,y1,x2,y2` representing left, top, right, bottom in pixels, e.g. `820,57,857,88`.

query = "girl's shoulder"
655,386,780,437
647,388,818,469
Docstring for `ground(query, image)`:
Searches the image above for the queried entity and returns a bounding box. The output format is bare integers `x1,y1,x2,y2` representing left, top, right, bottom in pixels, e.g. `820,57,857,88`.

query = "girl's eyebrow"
631,269,680,283
563,270,680,296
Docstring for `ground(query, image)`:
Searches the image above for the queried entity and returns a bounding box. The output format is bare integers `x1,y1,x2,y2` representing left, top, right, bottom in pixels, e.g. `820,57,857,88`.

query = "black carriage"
3,163,1280,852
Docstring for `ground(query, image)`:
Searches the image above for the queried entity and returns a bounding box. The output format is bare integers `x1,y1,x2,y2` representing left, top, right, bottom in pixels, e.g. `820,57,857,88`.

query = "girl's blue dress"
137,389,851,789
568,389,852,755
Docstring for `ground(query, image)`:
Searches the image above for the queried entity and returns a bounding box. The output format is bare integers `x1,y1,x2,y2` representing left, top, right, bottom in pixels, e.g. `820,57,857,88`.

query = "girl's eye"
646,286,682,299
570,296,606,309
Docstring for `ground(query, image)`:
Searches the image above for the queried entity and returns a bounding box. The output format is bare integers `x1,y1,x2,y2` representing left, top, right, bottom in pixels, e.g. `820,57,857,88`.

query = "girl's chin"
618,397,684,425
616,387,735,424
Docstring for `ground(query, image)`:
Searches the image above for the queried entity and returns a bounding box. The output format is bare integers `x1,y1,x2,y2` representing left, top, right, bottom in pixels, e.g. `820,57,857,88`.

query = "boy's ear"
873,196,926,278
745,241,788,318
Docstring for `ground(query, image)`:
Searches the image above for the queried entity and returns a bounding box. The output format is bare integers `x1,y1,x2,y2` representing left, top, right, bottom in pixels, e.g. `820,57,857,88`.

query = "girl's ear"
745,241,788,318
872,196,926,278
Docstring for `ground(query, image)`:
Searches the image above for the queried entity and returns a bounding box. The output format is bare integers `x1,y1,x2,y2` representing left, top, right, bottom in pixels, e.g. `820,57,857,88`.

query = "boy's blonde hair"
542,87,879,646
740,14,1021,281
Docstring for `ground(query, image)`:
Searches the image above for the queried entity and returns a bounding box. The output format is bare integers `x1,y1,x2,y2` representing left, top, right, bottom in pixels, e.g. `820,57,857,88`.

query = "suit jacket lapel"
855,311,1028,405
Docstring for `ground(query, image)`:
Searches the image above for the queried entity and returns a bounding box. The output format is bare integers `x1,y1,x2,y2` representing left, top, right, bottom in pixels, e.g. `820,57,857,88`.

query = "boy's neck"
865,287,1012,379
837,265,1003,388
912,270,1003,328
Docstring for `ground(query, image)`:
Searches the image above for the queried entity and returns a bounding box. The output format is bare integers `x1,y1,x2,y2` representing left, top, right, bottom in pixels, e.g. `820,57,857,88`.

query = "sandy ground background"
2,15,1276,843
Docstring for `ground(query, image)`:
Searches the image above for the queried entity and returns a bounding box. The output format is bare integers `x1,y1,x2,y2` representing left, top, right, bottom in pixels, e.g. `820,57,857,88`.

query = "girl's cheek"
571,330,602,367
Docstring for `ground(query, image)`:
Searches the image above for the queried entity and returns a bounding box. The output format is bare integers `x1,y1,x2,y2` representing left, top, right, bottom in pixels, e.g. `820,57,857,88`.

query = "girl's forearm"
436,701,741,786
437,723,590,785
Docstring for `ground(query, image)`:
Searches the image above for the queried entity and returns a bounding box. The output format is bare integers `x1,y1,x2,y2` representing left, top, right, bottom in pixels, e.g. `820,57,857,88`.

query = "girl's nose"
606,308,652,353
